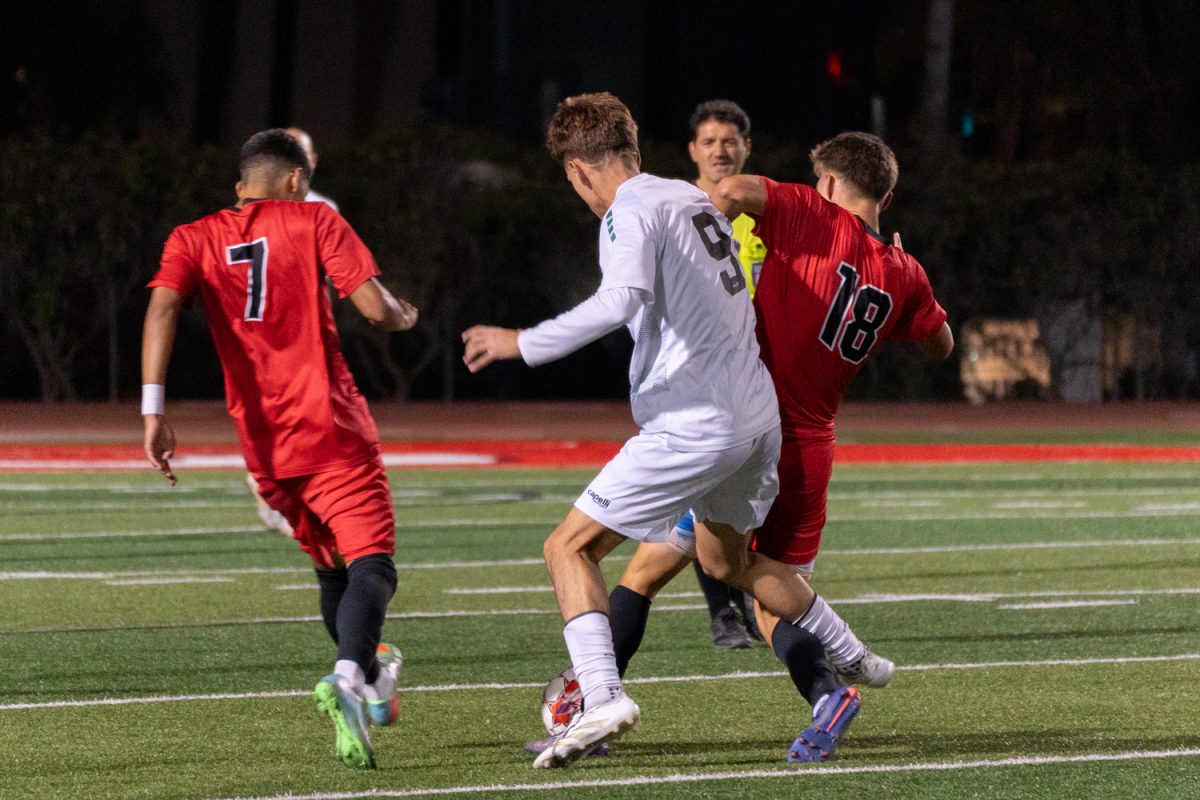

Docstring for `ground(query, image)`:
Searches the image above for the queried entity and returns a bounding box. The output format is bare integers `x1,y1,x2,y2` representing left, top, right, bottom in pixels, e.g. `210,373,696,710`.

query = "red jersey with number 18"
752,178,947,438
149,199,381,479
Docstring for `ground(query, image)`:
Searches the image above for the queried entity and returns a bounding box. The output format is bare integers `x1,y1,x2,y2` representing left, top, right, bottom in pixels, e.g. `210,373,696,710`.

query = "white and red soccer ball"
540,667,584,736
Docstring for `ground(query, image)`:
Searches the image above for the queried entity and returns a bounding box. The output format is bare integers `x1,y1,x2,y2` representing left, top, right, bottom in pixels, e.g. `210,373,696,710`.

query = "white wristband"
141,384,165,416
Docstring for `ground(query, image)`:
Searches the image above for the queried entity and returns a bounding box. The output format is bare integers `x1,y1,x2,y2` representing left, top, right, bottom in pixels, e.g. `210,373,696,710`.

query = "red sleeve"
752,178,826,256
890,255,948,342
147,226,199,296
315,203,382,298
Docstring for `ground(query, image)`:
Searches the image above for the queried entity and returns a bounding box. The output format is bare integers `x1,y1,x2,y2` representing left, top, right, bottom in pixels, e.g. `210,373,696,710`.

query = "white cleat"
833,647,895,688
245,473,295,537
532,693,639,769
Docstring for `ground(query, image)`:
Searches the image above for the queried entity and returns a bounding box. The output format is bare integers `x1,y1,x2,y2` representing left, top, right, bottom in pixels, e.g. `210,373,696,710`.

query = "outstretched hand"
144,415,177,486
461,325,520,373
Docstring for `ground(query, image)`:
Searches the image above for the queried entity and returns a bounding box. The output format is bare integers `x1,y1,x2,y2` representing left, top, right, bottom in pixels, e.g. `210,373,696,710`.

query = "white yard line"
998,600,1138,610
1,534,1196,583
827,486,1200,501
104,577,235,587
205,748,1200,800
0,519,561,542
442,586,1200,603
3,653,1197,714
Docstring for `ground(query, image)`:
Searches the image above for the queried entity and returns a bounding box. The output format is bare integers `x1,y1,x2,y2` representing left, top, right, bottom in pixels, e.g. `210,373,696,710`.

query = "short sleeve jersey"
753,178,947,438
149,200,381,478
598,173,779,451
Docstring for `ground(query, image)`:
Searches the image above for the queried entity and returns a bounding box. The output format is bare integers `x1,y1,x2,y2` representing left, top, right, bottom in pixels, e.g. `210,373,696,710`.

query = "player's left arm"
141,286,182,485
709,175,767,219
917,321,954,360
349,277,418,332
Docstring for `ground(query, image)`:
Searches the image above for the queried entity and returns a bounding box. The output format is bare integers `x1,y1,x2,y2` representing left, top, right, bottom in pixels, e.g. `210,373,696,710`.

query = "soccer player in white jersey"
462,92,879,769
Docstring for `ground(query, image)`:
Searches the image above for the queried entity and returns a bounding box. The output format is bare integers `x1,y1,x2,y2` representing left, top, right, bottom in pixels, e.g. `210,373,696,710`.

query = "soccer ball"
540,667,584,736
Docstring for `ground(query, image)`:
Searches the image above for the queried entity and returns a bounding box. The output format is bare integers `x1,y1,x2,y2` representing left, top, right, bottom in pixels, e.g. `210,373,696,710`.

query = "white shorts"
574,426,780,543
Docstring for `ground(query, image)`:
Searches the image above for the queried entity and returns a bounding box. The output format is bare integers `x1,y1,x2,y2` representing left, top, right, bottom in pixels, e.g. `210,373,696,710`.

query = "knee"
699,555,739,585
542,527,580,571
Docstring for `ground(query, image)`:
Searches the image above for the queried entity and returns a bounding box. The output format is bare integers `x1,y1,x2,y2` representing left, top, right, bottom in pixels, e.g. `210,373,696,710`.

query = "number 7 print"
226,238,269,322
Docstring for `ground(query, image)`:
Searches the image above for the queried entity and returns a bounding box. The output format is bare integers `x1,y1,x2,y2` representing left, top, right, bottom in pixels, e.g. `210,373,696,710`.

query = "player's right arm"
709,175,767,219
461,286,647,373
141,285,182,485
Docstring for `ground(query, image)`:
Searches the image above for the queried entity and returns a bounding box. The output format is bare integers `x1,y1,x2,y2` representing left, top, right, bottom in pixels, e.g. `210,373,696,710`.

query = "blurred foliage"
0,124,1197,402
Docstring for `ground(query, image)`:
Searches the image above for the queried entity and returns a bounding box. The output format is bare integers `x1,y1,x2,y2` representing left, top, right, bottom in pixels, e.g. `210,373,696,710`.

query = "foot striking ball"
541,667,584,736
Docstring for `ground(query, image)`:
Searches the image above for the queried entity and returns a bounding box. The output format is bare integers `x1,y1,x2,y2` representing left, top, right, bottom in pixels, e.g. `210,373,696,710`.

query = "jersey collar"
856,215,889,245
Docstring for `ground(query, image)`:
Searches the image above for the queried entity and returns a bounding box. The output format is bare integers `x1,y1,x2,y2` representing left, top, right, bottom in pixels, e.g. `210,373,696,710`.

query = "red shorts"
751,436,835,566
254,453,394,569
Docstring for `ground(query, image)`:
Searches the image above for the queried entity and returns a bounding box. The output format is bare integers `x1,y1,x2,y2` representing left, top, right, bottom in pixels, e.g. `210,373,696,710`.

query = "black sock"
336,554,397,684
315,566,348,645
608,585,652,678
693,559,733,618
771,622,840,707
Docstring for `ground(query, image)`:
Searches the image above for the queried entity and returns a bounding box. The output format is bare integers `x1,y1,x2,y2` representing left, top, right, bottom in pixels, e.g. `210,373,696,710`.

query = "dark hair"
687,99,751,140
239,128,312,182
809,131,898,201
546,92,639,165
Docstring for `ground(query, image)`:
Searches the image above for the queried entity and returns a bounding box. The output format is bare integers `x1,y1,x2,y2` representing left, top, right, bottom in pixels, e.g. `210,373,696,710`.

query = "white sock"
334,659,366,692
793,595,865,667
362,669,393,703
563,611,624,710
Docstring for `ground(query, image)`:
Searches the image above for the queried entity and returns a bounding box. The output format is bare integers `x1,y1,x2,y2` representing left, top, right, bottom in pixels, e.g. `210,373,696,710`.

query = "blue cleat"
788,685,861,763
314,673,376,769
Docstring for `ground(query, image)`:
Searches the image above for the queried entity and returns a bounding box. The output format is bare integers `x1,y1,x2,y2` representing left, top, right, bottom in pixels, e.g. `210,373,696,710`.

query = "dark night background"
2,0,1198,404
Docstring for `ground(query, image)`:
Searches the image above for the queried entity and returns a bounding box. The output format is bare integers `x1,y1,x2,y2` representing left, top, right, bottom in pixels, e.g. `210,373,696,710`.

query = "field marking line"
4,520,1200,552
829,486,1200,501
0,519,563,542
206,747,1200,800
442,586,1200,603
0,554,632,581
12,587,1195,633
3,653,1197,712
998,600,1138,610
826,508,1200,522
205,747,1200,800
104,577,234,587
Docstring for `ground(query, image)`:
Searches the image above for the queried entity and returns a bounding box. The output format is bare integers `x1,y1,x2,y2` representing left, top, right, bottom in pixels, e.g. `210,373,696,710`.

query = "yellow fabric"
732,213,766,298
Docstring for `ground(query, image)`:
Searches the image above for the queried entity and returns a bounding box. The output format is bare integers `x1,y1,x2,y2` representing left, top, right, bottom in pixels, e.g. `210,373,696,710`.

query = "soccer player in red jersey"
140,129,418,770
532,132,952,763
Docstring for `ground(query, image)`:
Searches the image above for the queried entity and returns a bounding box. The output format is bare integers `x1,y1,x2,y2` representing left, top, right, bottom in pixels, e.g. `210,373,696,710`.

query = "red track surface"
1,440,1198,471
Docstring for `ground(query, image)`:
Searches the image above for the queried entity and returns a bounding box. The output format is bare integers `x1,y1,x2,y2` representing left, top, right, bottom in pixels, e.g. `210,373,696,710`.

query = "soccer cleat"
313,674,376,769
532,693,639,769
523,734,609,757
245,473,294,537
788,685,861,763
711,606,754,649
739,593,765,642
365,643,403,725
833,647,895,688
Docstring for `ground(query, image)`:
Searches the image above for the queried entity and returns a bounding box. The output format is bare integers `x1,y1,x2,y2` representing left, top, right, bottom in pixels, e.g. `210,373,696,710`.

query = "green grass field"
2,459,1199,799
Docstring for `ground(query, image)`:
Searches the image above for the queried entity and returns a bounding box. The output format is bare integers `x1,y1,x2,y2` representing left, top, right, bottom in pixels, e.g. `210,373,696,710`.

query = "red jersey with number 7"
148,199,382,478
751,178,947,438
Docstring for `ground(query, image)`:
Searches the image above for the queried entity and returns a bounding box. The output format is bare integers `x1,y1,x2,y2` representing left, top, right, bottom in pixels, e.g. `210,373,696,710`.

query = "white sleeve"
517,286,648,367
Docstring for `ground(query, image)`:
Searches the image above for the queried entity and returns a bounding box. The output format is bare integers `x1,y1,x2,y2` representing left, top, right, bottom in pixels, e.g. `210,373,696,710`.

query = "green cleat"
314,674,376,769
